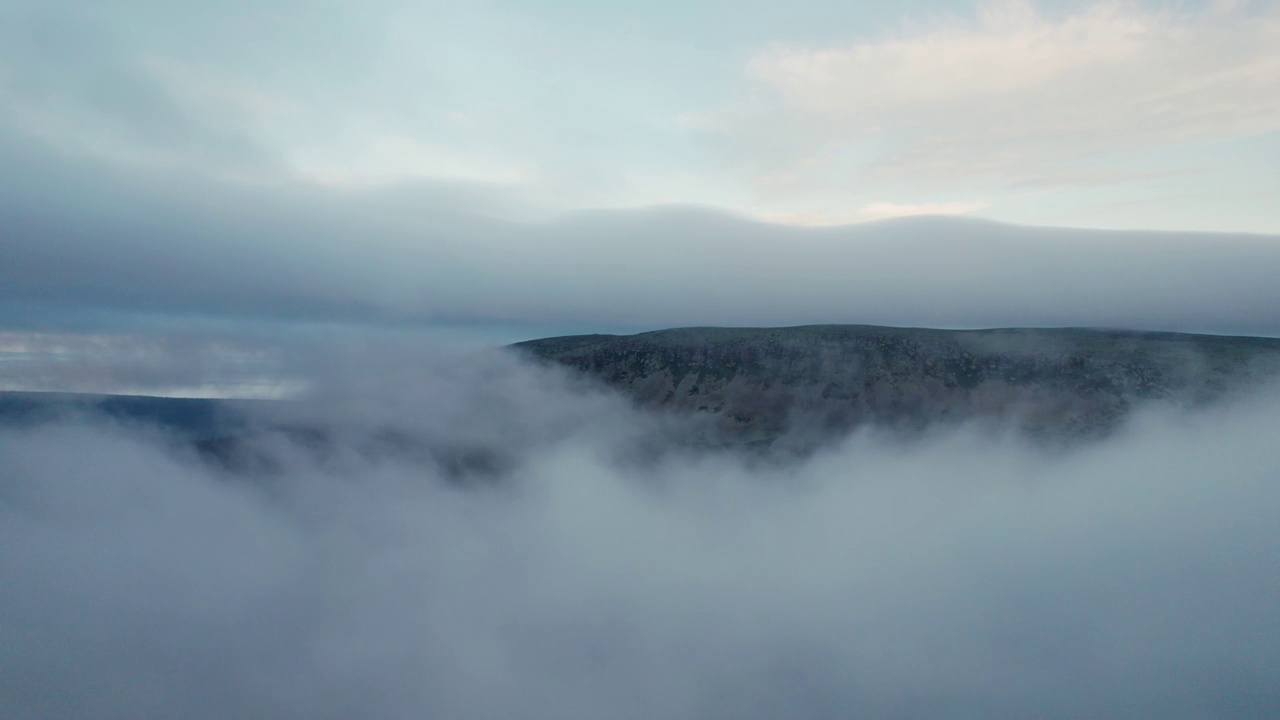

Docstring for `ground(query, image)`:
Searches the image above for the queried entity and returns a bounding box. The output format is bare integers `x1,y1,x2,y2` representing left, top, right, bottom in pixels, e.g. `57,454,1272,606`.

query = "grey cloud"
2,348,1279,718
0,0,658,202
2,131,1279,336
0,5,273,169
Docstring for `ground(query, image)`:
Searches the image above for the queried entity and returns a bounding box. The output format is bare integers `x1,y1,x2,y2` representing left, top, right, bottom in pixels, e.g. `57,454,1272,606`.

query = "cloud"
2,133,1278,337
741,199,988,226
2,0,1276,228
0,327,308,398
2,347,1280,718
296,134,535,189
0,0,721,209
713,0,1280,189
0,7,276,174
859,200,989,221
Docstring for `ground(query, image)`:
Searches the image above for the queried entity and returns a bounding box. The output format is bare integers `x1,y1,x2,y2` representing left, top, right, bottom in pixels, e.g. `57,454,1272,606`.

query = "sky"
2,0,1280,395
1,0,1278,230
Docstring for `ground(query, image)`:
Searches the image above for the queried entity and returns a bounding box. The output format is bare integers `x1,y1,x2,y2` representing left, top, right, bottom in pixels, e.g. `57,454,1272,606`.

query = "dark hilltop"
514,325,1280,448
5,325,1280,470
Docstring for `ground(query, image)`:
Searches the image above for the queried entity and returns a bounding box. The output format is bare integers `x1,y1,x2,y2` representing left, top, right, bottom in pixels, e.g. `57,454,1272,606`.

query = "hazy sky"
3,0,1280,395
2,0,1278,231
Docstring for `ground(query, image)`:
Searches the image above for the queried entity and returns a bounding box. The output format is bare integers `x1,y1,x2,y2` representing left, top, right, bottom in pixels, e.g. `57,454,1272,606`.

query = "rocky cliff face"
515,325,1280,446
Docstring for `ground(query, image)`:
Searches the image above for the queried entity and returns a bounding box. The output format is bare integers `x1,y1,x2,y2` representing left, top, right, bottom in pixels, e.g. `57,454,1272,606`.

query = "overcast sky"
1,0,1278,230
2,0,1280,392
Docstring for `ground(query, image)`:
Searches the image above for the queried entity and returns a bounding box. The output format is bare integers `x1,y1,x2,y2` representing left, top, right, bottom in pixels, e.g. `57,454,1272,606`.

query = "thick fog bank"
2,350,1279,719
4,132,1280,335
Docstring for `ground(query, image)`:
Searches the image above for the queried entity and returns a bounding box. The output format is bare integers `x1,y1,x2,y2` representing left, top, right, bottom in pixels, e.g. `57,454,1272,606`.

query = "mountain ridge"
514,324,1280,446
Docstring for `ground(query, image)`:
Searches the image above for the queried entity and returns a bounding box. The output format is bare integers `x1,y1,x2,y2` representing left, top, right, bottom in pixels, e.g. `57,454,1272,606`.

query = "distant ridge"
514,325,1280,445
0,391,244,437
6,325,1279,461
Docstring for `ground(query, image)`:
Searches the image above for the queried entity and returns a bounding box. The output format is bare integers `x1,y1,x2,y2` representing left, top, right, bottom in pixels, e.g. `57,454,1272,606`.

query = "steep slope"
514,325,1280,445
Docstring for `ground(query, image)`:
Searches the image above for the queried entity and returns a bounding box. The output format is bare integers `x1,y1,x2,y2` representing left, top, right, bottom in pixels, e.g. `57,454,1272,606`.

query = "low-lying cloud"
2,132,1280,337
3,348,1278,719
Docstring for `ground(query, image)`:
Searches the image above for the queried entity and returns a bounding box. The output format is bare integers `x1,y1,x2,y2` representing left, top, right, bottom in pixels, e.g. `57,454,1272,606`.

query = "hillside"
515,325,1280,445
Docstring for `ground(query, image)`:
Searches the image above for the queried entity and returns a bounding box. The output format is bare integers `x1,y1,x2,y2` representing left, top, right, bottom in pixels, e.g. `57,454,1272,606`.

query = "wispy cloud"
712,0,1280,191
1,0,1276,228
859,200,989,221
743,199,987,226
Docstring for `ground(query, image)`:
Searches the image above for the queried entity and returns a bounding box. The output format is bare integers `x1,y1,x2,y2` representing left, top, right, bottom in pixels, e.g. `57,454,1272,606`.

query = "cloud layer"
734,1,1280,182
3,348,1279,719
2,0,1277,229
2,133,1279,340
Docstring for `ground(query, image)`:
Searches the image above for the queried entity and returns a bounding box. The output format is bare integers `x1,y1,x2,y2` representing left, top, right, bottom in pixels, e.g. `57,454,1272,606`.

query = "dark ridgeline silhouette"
515,325,1280,448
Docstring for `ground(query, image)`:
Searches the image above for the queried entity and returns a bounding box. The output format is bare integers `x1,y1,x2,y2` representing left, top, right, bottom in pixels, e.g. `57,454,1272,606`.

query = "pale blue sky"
2,0,1278,231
